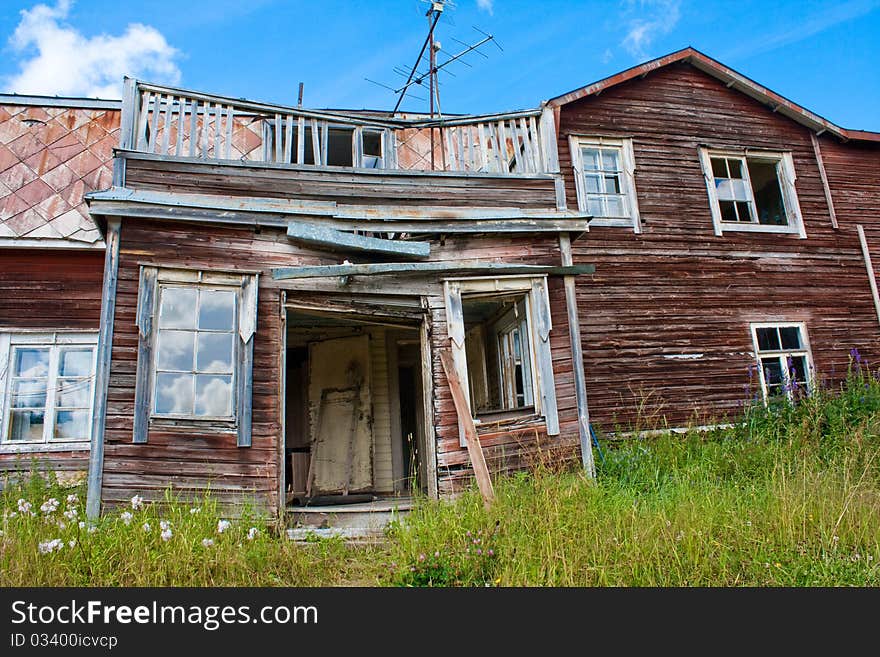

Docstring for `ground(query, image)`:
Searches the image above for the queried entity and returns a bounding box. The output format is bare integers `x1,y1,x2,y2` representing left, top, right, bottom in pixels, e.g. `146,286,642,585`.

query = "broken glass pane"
748,159,787,226
720,200,738,223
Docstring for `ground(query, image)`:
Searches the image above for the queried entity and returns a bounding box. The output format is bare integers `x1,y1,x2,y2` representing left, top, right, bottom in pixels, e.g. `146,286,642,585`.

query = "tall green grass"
3,361,880,586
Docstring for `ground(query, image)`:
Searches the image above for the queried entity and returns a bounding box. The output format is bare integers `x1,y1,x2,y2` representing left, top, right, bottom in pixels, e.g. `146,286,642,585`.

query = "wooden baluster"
519,117,534,173
211,103,221,158
189,100,198,157
477,123,489,172
175,97,185,157
296,116,305,164
510,120,522,173
224,105,234,159
272,114,281,162
496,120,509,173
159,94,172,155
321,121,329,165
456,127,465,173
135,91,151,151
283,115,293,164
200,100,210,158
148,93,160,154
443,126,455,171
529,115,543,172
311,118,320,164
466,125,475,172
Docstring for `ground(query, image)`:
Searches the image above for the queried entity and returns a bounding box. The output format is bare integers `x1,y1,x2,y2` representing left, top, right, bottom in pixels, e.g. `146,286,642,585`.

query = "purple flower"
851,348,862,364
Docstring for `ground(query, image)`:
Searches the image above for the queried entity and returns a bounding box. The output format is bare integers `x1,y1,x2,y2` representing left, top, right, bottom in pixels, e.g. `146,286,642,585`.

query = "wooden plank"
132,266,157,445
466,125,475,172
119,78,137,151
286,221,431,258
236,275,258,448
176,97,186,157
275,113,282,163
519,117,534,173
530,277,559,435
419,307,438,499
188,99,198,157
148,92,160,154
444,126,455,171
857,225,880,327
160,93,173,155
212,103,222,158
297,116,306,165
477,123,489,172
272,262,595,280
200,99,210,157
224,105,234,160
439,349,495,509
321,121,329,166
529,115,542,172
559,233,595,476
496,120,510,173
311,118,321,165
284,115,293,164
510,121,523,172
811,132,838,229
135,89,151,151
86,219,121,519
456,127,466,174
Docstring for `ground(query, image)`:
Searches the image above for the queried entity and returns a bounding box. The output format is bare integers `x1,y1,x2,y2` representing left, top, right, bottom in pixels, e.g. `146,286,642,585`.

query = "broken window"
264,122,385,168
700,148,805,237
462,295,534,413
751,323,812,401
445,277,559,444
0,332,97,446
570,136,642,232
133,268,258,446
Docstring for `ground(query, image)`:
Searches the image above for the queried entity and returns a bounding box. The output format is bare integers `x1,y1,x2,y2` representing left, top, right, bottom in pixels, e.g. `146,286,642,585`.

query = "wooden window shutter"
132,266,158,444
236,275,258,447
444,281,471,447
531,277,559,435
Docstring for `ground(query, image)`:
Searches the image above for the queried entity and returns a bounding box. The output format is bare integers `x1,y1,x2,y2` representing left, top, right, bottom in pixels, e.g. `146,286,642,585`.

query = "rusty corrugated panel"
0,101,120,247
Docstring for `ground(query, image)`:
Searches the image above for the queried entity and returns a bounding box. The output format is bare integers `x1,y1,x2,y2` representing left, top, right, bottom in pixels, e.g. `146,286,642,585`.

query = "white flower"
189,507,201,515
120,511,133,526
247,527,259,540
63,508,78,521
57,521,66,530
17,499,33,515
87,525,97,534
159,520,172,532
160,528,173,542
66,494,78,505
201,538,215,547
38,538,64,554
142,522,151,533
0,530,5,537
78,521,86,529
6,511,17,519
40,498,59,514
68,540,76,548
130,495,144,510
217,520,232,534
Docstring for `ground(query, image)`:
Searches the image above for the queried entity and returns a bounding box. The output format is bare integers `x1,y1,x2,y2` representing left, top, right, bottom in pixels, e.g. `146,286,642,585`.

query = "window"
751,323,812,401
444,277,559,445
569,136,641,232
0,332,97,448
154,286,236,419
263,123,386,168
462,296,535,414
133,267,258,446
699,148,805,237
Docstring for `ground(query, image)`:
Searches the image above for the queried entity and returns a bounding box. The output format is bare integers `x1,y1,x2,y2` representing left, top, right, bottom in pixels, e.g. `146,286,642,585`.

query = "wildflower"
418,554,425,562
477,549,482,556
120,511,133,525
746,520,752,527
130,495,144,510
87,525,97,534
0,530,4,537
66,494,78,505
488,549,494,556
38,538,64,554
217,520,232,534
142,522,151,533
434,551,440,558
160,528,173,542
832,535,840,543
17,499,33,515
675,531,684,542
189,507,201,515
466,530,472,537
63,508,78,521
202,538,215,547
68,540,76,549
159,520,172,532
57,521,66,530
78,521,86,529
851,348,862,364
40,498,59,515
6,511,17,519
247,527,259,540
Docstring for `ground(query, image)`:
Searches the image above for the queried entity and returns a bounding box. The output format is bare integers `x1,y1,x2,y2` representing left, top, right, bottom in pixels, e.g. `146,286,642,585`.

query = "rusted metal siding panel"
0,104,119,247
557,62,880,430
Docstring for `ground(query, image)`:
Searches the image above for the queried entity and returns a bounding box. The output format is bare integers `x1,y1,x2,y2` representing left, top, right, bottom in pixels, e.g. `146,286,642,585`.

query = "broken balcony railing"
119,78,560,175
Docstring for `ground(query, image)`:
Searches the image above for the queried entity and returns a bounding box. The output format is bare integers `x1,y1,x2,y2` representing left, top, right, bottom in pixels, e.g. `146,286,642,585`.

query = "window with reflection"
751,323,812,402
153,286,237,419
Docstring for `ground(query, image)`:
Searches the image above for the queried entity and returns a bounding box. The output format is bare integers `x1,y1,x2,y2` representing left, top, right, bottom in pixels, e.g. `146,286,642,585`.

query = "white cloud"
4,0,181,98
477,0,494,15
620,0,681,61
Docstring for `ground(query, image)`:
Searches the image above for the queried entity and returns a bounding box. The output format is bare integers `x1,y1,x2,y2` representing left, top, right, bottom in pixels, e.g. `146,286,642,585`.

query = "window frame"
699,147,806,238
493,298,535,410
749,321,813,402
444,275,559,446
0,331,97,451
569,135,642,233
151,282,239,422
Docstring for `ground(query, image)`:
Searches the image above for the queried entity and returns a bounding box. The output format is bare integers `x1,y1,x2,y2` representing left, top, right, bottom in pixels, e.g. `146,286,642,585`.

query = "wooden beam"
86,218,121,519
286,221,430,258
439,349,494,509
857,225,880,327
559,233,596,477
271,261,595,280
811,132,838,229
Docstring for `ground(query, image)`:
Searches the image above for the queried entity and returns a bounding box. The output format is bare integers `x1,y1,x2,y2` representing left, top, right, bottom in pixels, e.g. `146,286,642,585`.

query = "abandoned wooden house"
1,47,878,521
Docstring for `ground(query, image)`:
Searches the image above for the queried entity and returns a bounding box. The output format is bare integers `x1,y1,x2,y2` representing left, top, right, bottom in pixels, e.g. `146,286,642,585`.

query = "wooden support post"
559,233,596,478
439,349,495,509
811,132,838,229
86,218,121,519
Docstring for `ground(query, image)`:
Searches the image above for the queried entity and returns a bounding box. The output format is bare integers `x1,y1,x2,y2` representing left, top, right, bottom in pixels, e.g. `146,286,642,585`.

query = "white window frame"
699,148,806,238
444,275,559,446
750,322,813,402
150,275,240,422
569,135,642,233
494,300,535,410
0,330,97,452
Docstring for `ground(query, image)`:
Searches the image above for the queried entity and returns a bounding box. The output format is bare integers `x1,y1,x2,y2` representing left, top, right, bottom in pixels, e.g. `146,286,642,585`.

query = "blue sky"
1,0,878,130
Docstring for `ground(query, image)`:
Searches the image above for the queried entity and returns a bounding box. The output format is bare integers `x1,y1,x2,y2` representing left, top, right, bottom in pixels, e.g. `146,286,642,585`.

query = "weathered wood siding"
557,62,880,430
0,249,104,478
100,218,580,507
121,153,559,209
